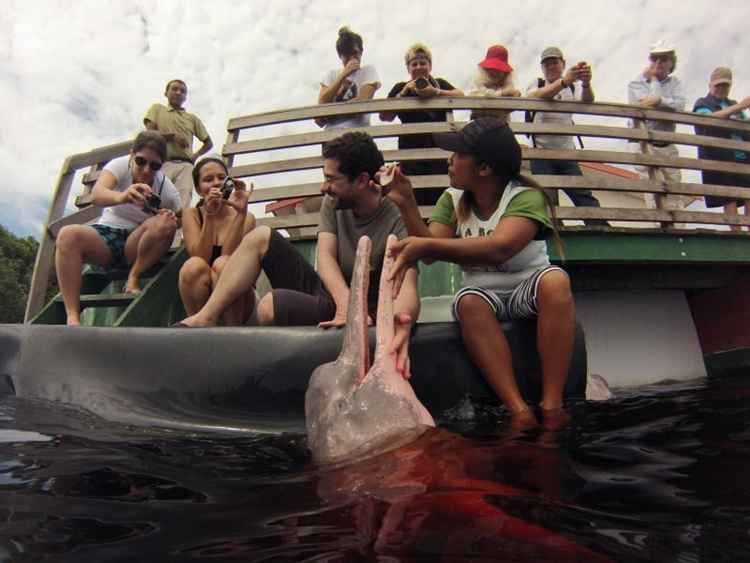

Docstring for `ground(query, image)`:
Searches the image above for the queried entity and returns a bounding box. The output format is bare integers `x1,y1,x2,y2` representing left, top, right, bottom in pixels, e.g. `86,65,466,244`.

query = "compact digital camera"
143,192,162,215
415,77,430,90
221,177,236,200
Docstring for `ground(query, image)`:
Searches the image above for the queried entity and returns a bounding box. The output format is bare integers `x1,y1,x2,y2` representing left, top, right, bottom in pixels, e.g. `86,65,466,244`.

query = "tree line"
0,225,49,323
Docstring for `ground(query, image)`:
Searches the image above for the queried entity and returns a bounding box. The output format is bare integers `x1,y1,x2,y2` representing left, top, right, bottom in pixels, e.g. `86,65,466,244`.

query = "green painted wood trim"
114,248,189,327
550,231,750,263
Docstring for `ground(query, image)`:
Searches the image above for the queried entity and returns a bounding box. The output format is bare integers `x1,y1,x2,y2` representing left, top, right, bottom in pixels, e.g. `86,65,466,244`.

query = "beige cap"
649,39,676,55
710,67,732,86
540,46,564,63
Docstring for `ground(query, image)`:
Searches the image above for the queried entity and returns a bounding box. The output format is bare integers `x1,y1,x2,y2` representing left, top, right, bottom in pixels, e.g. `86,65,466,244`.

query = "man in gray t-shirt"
177,132,419,376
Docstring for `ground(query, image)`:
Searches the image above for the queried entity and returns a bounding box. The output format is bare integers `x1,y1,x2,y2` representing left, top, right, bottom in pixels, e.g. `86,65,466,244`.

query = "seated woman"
467,44,521,122
179,157,256,325
55,130,180,325
383,118,574,429
379,43,463,205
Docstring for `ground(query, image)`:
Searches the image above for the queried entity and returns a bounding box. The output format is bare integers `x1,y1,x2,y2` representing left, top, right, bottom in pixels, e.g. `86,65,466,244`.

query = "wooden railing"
25,97,750,321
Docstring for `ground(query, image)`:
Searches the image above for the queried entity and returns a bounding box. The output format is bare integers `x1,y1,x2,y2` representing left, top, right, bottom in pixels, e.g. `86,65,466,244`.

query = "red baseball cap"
478,45,513,73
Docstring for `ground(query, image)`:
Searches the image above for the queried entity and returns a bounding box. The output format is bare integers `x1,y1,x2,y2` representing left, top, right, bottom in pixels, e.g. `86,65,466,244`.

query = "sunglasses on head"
133,155,162,171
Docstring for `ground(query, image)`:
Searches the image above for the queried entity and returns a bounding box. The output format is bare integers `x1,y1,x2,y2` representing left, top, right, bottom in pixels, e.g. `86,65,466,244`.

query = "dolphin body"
305,235,435,464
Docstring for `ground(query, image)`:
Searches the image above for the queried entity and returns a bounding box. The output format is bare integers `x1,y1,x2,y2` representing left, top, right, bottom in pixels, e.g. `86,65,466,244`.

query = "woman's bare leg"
211,255,256,326
124,214,177,292
457,294,537,427
54,225,113,325
179,257,212,315
536,270,575,429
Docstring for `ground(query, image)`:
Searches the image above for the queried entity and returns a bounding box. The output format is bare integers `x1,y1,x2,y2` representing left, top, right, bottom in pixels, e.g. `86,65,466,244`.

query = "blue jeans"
530,160,607,225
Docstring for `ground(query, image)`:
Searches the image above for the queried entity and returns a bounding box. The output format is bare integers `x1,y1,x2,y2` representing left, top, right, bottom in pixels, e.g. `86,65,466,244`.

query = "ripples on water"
1,377,749,562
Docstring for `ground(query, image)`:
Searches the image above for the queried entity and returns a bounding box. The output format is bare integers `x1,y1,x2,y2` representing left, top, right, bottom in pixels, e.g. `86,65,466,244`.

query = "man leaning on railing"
627,40,696,214
693,67,750,231
526,46,606,226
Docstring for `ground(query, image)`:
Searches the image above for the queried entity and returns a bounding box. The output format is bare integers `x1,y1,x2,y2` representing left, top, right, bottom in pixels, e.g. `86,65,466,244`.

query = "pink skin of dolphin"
305,235,435,464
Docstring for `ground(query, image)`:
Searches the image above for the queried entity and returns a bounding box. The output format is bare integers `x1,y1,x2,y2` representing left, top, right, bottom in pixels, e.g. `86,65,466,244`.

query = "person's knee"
179,257,210,286
211,255,229,277
240,225,272,255
456,294,493,323
56,225,86,252
256,293,275,326
147,215,178,240
537,271,573,310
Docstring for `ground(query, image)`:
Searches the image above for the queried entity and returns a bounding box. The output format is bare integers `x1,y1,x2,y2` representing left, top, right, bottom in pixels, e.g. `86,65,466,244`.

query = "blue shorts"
91,224,131,269
452,266,565,322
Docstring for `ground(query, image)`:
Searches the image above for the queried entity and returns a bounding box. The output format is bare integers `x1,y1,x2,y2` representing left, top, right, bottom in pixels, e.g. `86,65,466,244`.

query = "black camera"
143,192,161,215
415,77,429,89
221,177,236,200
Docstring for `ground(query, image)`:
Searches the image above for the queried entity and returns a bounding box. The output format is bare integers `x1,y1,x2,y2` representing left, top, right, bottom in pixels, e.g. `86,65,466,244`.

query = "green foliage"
0,225,43,323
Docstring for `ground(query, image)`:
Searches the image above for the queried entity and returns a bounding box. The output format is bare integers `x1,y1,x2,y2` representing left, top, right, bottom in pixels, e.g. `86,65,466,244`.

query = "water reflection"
0,378,749,561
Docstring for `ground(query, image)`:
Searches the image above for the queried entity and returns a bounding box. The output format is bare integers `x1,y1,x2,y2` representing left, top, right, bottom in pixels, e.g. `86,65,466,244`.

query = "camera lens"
415,77,428,89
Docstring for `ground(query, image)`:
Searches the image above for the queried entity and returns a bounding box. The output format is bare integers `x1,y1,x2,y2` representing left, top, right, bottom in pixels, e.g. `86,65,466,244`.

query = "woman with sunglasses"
55,130,181,325
178,157,256,325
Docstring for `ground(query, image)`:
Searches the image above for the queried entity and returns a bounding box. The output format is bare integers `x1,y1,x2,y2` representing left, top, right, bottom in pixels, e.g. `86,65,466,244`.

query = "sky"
1,0,749,238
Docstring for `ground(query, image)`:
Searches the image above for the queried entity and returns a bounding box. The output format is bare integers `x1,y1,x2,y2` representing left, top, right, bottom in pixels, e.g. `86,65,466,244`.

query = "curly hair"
322,132,384,181
336,26,363,56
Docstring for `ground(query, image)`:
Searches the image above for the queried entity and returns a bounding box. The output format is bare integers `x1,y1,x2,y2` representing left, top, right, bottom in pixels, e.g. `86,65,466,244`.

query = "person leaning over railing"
178,158,257,324
467,44,520,123
173,132,420,379
55,131,180,326
379,42,463,206
692,67,750,231
382,117,574,430
525,46,606,225
627,40,696,213
316,27,381,130
144,79,213,209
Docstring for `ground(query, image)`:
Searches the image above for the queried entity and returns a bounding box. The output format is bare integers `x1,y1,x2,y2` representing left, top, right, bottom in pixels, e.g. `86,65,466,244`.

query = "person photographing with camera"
178,157,257,325
54,131,180,325
526,47,605,224
380,43,463,205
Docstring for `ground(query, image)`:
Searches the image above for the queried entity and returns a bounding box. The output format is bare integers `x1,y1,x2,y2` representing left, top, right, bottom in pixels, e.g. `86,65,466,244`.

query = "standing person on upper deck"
317,27,381,130
468,44,521,123
144,79,213,209
379,43,463,206
693,67,750,230
628,40,695,212
526,47,605,224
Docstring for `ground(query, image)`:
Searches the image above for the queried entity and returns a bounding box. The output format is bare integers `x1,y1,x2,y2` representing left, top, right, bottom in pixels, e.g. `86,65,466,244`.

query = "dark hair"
192,157,228,188
322,132,384,181
132,130,167,162
335,26,363,56
456,167,564,260
164,79,187,94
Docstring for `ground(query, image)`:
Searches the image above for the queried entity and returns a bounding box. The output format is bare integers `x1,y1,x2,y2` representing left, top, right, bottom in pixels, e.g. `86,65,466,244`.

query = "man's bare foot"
510,408,539,430
541,407,571,431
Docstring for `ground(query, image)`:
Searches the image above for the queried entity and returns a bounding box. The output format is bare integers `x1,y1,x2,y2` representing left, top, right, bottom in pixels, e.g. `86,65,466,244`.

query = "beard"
331,196,355,210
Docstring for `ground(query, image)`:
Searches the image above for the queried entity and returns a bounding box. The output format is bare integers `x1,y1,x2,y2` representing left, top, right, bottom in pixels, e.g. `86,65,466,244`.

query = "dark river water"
1,376,749,562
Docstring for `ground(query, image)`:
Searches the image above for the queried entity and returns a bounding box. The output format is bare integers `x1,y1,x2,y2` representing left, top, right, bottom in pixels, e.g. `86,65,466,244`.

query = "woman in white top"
316,27,380,129
55,131,180,325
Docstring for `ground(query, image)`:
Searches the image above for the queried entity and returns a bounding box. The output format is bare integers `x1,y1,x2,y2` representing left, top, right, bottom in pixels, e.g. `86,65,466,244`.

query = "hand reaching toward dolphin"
388,236,429,297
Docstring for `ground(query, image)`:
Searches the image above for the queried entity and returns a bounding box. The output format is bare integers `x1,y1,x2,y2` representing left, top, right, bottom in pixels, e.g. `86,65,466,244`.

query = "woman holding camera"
380,43,463,205
178,157,256,325
55,131,180,325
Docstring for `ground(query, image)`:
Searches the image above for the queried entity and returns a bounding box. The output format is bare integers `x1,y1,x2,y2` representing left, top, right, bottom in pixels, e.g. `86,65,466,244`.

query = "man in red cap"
468,45,521,122
693,67,750,228
526,47,605,224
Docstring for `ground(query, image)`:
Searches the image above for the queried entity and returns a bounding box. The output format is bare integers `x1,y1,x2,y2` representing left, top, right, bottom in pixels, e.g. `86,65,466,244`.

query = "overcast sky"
2,0,748,237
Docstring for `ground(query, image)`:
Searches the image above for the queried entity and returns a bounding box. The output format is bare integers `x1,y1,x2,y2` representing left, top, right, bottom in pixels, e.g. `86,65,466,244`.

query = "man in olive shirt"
144,79,213,208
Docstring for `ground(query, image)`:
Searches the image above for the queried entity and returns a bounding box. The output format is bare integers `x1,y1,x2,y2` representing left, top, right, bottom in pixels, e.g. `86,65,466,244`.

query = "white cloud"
2,0,748,236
